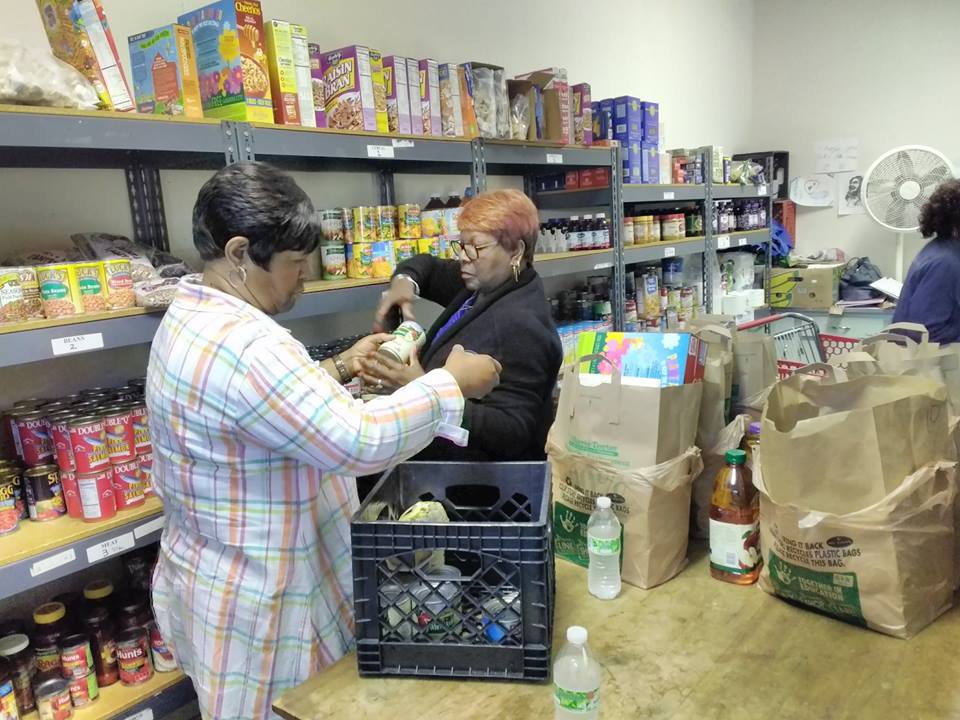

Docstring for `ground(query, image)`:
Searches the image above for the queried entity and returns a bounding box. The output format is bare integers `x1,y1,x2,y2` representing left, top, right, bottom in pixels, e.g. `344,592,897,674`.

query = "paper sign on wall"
815,138,859,174
836,170,865,216
789,175,835,207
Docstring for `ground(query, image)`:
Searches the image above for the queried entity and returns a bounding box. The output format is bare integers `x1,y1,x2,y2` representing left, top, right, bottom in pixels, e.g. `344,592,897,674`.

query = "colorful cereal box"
382,55,412,135
37,0,134,111
178,0,273,123
289,24,315,128
572,83,592,146
321,45,378,132
458,65,480,139
405,58,423,136
612,96,658,144
369,50,390,134
438,63,464,137
307,43,327,128
264,19,300,125
418,59,441,137
128,25,203,118
575,331,706,387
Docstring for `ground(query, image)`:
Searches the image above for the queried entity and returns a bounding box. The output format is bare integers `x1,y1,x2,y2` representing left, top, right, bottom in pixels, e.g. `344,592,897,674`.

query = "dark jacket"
397,255,562,462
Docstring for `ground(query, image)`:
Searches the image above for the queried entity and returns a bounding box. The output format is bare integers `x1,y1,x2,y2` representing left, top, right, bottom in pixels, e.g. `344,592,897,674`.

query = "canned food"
351,206,376,243
444,206,462,236
15,411,53,465
111,460,145,509
77,470,116,522
17,266,43,320
411,565,461,640
370,242,396,279
0,633,36,715
0,268,27,325
36,264,79,319
421,210,445,238
58,470,82,519
397,204,421,239
147,623,177,672
378,321,426,365
129,405,150,455
378,575,418,640
66,671,98,707
137,452,153,496
0,663,15,720
481,588,521,643
340,206,354,234
8,469,26,522
346,244,373,279
375,205,397,240
102,259,135,310
34,677,72,720
318,208,346,244
59,634,94,680
417,238,440,257
102,407,135,463
24,465,66,522
0,474,19,535
116,629,153,686
68,416,109,474
392,240,416,265
48,413,75,471
70,262,109,313
320,244,347,281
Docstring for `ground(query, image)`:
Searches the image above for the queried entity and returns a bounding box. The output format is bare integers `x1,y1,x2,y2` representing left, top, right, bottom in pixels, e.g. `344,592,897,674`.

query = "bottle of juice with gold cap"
709,449,761,585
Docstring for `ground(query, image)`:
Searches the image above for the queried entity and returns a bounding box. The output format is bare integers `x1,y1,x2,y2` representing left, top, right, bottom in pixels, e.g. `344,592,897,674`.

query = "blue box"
612,96,659,144
622,139,643,185
594,98,614,140
641,142,659,184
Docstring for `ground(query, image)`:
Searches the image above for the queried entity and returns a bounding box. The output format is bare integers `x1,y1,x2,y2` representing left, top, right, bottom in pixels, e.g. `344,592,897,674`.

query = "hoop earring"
512,262,520,283
227,265,247,289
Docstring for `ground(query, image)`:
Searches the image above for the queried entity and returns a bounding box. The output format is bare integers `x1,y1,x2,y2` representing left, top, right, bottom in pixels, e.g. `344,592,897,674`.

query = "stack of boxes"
607,96,659,185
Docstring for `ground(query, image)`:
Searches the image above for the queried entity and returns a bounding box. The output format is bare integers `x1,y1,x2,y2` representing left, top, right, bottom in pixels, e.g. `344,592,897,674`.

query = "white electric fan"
862,145,954,280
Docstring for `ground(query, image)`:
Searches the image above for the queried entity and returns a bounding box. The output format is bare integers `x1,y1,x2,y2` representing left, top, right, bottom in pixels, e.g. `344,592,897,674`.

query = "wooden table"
274,549,960,719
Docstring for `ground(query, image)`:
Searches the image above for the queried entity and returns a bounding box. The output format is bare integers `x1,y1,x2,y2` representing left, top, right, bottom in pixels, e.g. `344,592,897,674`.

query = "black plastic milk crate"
351,462,554,682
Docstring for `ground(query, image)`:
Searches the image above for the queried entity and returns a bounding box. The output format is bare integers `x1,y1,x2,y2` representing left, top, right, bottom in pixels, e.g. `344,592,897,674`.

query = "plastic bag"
0,41,99,109
134,277,180,309
510,92,530,140
840,256,883,301
473,67,497,139
494,69,510,139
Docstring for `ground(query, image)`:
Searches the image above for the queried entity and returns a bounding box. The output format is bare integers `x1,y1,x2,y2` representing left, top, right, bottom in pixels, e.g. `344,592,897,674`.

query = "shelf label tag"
86,532,135,564
546,153,563,164
391,139,414,148
30,548,76,578
663,247,676,258
367,144,395,159
51,333,104,356
123,710,154,720
717,235,731,249
134,516,165,540
663,191,675,200
758,184,768,196
738,236,748,246
593,262,614,270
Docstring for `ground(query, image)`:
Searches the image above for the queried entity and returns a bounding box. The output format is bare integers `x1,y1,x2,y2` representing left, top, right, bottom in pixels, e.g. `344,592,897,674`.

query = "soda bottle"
709,449,761,585
587,496,622,599
553,626,601,720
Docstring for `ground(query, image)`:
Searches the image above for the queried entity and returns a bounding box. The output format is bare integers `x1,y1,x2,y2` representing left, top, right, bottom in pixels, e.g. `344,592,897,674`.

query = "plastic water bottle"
587,496,622,599
553,626,601,720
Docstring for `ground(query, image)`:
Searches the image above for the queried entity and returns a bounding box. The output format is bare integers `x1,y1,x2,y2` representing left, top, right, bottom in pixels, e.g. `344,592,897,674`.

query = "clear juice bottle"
709,449,761,585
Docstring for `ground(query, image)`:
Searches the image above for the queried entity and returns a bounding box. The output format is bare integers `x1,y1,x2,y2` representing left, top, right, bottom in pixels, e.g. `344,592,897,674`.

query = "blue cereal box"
622,139,643,185
613,97,659,144
576,331,706,387
128,24,204,118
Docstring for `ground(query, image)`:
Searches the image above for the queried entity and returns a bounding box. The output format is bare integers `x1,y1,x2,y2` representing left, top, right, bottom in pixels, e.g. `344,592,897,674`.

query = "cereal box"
128,24,203,118
289,24,316,128
321,45,378,132
418,59,442,137
405,58,424,136
572,83,592,146
641,142,659,184
382,56,412,135
612,97,659,144
37,0,134,111
369,50,390,134
178,0,273,122
307,43,327,128
264,20,301,125
457,65,479,139
575,331,705,387
438,63,464,137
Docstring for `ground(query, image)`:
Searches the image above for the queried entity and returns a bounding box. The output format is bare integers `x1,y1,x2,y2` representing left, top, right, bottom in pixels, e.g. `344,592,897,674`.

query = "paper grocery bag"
691,415,751,539
757,461,957,639
693,325,735,451
550,354,703,470
733,332,777,404
762,370,951,516
549,443,702,589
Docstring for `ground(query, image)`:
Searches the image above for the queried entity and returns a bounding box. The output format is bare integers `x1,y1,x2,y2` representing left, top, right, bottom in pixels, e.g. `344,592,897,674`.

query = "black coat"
397,255,562,462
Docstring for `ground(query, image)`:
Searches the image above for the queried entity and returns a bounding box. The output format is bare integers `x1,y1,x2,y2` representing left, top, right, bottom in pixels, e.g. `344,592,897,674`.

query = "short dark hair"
193,161,318,268
919,178,960,240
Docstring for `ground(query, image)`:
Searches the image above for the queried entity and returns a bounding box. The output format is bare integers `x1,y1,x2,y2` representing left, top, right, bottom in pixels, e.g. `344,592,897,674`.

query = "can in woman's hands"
378,321,426,365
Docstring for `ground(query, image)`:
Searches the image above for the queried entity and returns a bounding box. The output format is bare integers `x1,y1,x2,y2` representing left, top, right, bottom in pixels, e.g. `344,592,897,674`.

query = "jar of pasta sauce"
116,629,153,686
115,595,152,632
32,603,68,675
78,605,118,688
0,633,36,715
102,406,135,464
68,416,109,474
77,470,116,523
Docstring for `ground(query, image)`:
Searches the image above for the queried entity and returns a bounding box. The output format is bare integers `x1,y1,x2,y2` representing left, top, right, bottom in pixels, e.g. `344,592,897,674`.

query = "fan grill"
863,147,953,231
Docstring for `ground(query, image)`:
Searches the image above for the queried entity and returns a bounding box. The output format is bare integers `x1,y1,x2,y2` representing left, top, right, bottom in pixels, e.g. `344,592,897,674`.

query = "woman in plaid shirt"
146,162,500,719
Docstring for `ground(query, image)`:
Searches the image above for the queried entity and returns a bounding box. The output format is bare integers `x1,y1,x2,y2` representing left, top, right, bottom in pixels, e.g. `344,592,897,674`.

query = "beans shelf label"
366,145,395,159
546,153,563,164
51,333,104,356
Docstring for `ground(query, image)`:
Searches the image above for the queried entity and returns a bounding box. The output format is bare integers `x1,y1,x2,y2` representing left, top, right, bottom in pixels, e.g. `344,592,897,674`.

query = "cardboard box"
506,78,539,141
39,0,134,111
576,331,706,387
457,65,479,139
369,50,389,134
641,142,659,184
579,167,610,189
289,23,315,128
178,0,273,122
418,59,442,137
565,171,580,190
320,45,378,132
382,56,412,135
572,83,592,146
438,63,464,137
623,139,643,185
516,67,572,145
264,20,300,125
405,58,423,136
128,24,203,118
612,96,659,143
770,263,844,310
306,43,326,128
595,98,614,141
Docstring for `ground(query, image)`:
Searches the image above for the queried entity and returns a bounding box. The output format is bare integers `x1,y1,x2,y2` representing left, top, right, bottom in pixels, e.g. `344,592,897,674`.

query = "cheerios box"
320,45,379,132
128,24,203,118
382,55,412,135
178,0,273,122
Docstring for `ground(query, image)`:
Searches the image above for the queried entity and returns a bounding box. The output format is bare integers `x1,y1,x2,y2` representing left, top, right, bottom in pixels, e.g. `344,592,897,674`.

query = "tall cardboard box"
516,67,572,145
770,263,844,310
572,83,592,146
382,55,412,135
438,63,464,137
289,23,315,128
307,43,326,128
264,19,301,125
320,45,379,132
405,57,424,136
418,59,442,137
369,50,390,134
128,24,203,118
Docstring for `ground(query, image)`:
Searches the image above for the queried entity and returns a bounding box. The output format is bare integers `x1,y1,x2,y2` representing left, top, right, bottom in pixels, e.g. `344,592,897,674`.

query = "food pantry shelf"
715,228,772,249
623,237,706,265
712,183,778,199
0,497,164,601
483,140,612,174
622,184,707,203
534,249,615,277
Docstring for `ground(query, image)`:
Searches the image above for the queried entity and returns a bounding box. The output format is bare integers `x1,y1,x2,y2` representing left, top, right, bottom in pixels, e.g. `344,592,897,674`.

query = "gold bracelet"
332,353,351,383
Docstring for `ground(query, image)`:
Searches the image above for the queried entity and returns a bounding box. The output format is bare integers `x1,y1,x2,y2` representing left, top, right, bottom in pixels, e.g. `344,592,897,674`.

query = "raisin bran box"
321,45,378,132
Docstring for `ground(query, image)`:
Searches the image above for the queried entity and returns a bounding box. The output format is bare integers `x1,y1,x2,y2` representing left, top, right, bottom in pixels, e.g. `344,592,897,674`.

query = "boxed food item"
418,59,442,137
623,140,643,185
369,50,390,134
128,24,203,118
438,63,464,137
564,171,579,190
595,98,614,141
612,96,659,143
37,0,134,111
578,167,610,189
460,61,503,139
382,55,412,135
263,19,300,126
770,263,844,310
457,65,479,139
507,78,540,141
405,58,423,136
178,0,273,122
572,83,592,145
289,23,315,128
321,45,379,132
575,331,706,387
307,43,326,128
516,67,572,145
641,142,659,184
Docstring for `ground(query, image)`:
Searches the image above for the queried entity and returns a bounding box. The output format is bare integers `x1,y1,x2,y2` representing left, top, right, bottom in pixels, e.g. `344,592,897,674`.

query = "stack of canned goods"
0,379,153,536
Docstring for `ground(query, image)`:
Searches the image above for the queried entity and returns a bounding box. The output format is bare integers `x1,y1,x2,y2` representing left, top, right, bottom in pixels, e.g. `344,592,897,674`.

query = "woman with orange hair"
363,189,562,463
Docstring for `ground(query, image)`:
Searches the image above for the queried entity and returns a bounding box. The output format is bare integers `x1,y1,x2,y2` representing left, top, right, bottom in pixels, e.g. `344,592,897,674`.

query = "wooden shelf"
20,671,190,720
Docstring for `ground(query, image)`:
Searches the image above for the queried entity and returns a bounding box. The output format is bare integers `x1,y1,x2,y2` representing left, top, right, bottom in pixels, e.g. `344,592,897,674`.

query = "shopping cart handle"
737,312,815,331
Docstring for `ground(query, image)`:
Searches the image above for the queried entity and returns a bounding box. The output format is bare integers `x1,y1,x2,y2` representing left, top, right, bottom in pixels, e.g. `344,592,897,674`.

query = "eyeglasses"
449,239,498,261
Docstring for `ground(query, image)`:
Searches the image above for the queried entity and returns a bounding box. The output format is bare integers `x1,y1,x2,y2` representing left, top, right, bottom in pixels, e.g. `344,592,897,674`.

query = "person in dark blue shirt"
893,179,960,343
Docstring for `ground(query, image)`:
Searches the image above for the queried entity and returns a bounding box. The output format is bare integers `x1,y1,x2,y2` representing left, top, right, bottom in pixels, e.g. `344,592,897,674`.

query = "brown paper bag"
692,325,735,451
757,460,957,638
733,332,777,405
549,354,703,470
691,415,751,539
549,443,703,589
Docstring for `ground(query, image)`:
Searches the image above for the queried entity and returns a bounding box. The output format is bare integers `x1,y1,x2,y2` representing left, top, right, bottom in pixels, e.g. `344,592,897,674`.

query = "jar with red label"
110,459,145,509
34,676,72,720
77,470,116,523
66,670,98,707
137,452,154,496
129,404,150,454
147,622,177,672
48,412,76,472
59,633,94,679
78,605,118,688
24,464,66,522
115,594,152,631
15,410,53,465
0,633,37,715
0,473,19,536
68,416,109,474
102,406,135,464
59,470,82,519
32,603,68,675
116,628,153,686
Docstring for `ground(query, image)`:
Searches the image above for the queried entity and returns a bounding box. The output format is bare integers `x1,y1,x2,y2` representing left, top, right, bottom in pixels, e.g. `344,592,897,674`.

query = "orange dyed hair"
458,189,539,264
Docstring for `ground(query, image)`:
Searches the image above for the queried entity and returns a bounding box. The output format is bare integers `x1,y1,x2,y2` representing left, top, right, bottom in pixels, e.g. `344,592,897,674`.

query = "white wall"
752,0,960,275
